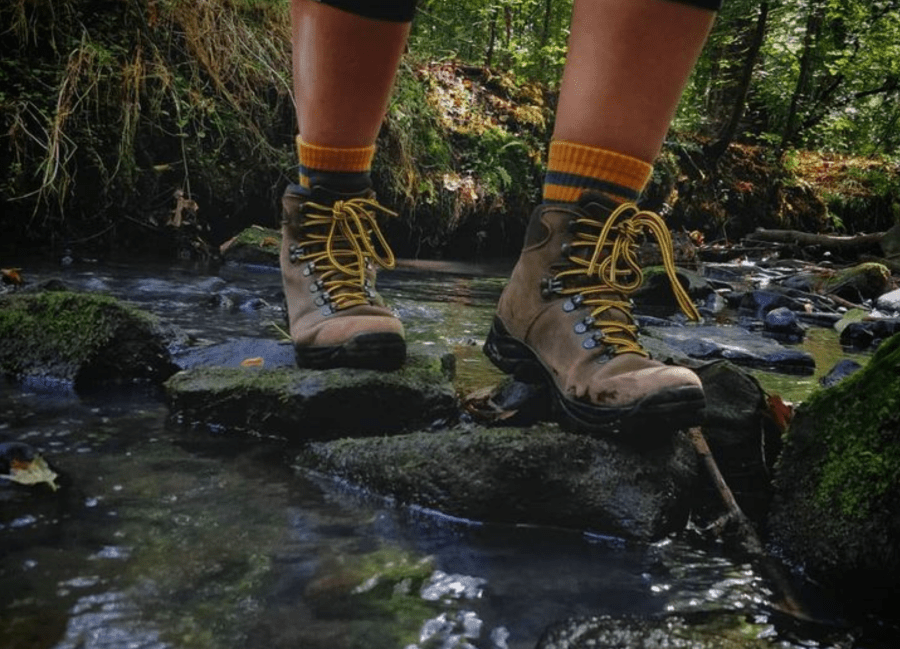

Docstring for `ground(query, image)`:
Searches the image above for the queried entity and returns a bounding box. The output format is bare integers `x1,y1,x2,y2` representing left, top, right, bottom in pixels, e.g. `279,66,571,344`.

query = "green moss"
0,291,156,375
799,333,900,517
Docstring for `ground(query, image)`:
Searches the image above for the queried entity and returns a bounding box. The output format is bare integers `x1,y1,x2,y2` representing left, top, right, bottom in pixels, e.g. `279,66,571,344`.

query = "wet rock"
738,289,806,319
819,358,862,387
173,337,296,370
767,333,900,609
876,287,900,313
219,225,281,265
0,291,178,389
693,361,781,525
643,324,815,375
296,423,698,541
763,306,805,343
839,318,900,350
536,612,818,649
821,262,891,302
165,343,458,439
635,267,712,315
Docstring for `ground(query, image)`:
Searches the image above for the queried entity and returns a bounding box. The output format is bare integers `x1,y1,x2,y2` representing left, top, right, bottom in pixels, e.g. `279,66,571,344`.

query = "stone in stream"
0,290,178,390
763,305,805,343
642,324,815,375
296,423,698,541
876,286,900,313
218,225,281,266
767,332,900,609
839,318,900,350
165,341,458,439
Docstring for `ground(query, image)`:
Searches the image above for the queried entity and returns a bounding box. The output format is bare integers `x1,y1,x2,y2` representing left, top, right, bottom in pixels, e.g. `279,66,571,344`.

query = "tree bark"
707,2,770,162
779,0,826,153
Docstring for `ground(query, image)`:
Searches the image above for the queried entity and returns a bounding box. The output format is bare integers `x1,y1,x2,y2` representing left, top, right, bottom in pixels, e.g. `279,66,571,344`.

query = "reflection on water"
0,260,892,648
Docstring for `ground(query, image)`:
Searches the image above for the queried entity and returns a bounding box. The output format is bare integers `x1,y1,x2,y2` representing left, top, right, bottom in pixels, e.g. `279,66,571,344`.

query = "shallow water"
0,259,892,648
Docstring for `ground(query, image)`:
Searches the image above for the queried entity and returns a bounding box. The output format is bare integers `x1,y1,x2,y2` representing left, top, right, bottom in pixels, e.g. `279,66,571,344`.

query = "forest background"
0,0,898,260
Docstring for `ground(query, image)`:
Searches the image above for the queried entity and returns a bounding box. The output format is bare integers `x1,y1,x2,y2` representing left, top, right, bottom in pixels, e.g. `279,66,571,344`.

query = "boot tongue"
577,191,621,214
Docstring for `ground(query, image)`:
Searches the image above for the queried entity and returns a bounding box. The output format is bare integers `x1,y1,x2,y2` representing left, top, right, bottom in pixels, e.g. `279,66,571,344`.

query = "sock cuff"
544,140,653,203
296,136,376,173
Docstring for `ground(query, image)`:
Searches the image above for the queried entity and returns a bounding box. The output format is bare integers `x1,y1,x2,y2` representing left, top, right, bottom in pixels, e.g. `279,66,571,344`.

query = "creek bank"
766,332,900,610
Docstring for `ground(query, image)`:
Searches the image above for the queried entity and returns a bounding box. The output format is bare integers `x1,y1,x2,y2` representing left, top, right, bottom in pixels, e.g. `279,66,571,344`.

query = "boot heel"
483,317,546,382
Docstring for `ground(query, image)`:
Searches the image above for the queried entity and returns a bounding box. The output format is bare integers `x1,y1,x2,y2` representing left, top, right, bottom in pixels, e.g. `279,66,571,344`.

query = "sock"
542,140,652,204
296,136,375,194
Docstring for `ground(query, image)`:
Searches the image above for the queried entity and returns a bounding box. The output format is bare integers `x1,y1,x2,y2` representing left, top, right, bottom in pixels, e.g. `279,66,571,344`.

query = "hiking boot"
484,193,704,434
280,183,406,370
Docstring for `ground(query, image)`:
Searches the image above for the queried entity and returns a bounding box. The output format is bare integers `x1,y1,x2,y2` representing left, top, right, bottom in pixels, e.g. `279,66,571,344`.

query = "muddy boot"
484,193,704,434
280,183,406,370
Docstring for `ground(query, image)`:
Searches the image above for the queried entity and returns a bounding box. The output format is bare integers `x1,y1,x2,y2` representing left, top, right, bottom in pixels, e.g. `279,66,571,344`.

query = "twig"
688,426,810,620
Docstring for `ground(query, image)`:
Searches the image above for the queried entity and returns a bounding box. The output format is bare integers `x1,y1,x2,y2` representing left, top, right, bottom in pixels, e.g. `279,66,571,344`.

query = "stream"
1,259,894,648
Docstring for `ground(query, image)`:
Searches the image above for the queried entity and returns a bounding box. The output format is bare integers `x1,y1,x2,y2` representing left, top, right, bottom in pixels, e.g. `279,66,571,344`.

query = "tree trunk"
779,0,826,154
707,2,770,162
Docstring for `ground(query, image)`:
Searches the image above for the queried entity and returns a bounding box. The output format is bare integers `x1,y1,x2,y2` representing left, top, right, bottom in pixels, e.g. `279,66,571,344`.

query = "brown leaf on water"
766,393,794,433
1,268,23,285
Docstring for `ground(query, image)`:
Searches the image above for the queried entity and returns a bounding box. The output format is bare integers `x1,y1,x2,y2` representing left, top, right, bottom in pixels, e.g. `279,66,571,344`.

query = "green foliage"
0,0,295,250
410,0,573,86
681,0,900,157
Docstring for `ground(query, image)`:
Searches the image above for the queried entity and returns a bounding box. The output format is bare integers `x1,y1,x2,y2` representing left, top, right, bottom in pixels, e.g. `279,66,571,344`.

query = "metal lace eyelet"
288,244,304,263
573,316,595,334
302,262,316,277
563,294,584,312
314,294,331,307
541,277,563,299
560,242,572,256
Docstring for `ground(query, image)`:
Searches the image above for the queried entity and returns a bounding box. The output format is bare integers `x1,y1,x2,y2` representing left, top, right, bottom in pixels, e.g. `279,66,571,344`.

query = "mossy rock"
297,423,698,540
819,261,891,301
767,332,900,607
0,291,177,389
165,345,458,440
219,225,282,265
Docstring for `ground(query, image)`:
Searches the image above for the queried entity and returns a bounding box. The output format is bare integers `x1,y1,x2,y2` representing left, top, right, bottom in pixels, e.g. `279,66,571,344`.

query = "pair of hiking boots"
280,183,704,434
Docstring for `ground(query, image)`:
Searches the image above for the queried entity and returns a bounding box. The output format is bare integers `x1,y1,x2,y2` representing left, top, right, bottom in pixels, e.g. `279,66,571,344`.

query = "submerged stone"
296,423,698,541
0,291,177,389
643,324,815,375
767,333,900,608
165,343,458,439
536,612,821,649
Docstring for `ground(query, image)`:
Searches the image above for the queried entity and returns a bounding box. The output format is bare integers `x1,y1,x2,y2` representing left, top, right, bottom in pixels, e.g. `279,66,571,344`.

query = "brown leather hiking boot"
484,193,704,434
280,184,406,370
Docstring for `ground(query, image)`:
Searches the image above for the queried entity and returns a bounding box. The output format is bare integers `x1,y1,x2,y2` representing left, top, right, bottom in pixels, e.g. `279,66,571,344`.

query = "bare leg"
291,0,410,147
553,0,715,163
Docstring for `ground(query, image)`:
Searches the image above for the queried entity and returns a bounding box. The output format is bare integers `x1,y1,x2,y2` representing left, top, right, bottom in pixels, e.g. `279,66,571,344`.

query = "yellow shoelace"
554,203,700,356
295,197,397,310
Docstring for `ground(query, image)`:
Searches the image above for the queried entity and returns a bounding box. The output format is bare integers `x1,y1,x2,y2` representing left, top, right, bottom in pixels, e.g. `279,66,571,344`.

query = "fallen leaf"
1,268,23,285
1,454,59,491
241,357,264,367
766,393,794,433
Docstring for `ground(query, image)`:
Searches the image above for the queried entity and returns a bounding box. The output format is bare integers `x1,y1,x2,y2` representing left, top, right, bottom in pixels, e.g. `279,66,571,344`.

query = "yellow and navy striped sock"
296,136,375,194
542,140,652,204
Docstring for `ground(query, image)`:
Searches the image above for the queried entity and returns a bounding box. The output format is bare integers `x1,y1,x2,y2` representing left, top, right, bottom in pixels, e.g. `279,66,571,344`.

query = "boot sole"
483,317,705,435
294,332,407,371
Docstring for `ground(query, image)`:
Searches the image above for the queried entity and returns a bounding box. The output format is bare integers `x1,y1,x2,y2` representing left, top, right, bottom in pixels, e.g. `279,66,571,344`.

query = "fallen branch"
688,426,810,620
746,228,884,255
